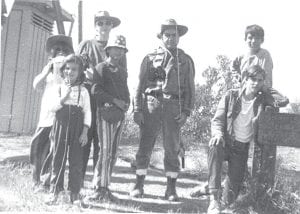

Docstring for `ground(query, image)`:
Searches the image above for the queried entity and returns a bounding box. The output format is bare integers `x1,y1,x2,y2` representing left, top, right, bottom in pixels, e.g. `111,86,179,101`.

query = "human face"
245,73,265,95
63,62,80,85
50,44,70,57
95,19,113,40
107,47,126,61
245,33,263,53
161,28,180,50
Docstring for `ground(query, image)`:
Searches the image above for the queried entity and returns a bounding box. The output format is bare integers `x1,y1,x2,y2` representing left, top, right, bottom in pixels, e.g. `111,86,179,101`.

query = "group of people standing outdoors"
29,10,289,214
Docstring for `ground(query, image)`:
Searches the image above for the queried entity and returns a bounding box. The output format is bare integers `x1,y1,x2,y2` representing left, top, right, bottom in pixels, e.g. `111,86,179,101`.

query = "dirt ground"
0,133,300,213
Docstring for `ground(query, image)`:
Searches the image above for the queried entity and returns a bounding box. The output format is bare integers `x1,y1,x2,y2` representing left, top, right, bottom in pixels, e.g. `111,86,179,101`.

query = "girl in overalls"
47,54,91,204
89,35,130,201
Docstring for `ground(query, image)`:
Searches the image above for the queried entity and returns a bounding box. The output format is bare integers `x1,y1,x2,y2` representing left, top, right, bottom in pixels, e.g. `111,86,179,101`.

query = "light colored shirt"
51,84,91,128
37,56,64,127
233,96,255,143
232,48,273,87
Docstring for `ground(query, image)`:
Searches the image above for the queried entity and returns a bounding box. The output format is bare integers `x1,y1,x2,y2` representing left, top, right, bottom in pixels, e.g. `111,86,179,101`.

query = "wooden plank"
10,7,31,133
52,0,65,35
0,9,23,132
257,111,300,148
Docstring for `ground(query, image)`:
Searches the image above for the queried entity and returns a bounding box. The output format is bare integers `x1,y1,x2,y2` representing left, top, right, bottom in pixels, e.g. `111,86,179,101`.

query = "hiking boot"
190,183,209,197
164,177,178,201
130,175,145,198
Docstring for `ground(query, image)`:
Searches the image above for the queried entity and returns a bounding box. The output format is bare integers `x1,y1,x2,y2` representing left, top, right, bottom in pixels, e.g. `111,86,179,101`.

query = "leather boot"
129,175,145,198
165,177,178,201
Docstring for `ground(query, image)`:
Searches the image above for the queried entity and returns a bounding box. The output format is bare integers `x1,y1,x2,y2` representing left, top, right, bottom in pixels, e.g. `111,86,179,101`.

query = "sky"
60,0,300,102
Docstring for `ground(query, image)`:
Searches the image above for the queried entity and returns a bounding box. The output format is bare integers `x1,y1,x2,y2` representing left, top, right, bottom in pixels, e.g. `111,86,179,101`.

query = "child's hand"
79,125,89,146
79,132,88,146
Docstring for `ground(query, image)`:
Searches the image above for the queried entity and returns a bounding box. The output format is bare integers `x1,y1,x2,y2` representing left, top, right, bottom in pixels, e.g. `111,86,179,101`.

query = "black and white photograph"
0,0,299,213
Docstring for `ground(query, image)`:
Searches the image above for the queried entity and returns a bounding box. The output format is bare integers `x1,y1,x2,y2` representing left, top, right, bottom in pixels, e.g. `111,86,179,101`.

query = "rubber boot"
129,175,145,198
165,177,178,201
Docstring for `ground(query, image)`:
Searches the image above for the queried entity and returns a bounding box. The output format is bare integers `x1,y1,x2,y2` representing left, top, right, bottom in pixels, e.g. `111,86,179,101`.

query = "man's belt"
162,93,180,100
145,91,180,100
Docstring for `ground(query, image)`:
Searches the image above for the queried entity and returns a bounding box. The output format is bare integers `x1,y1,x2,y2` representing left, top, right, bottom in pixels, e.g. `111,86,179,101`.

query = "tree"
182,55,240,146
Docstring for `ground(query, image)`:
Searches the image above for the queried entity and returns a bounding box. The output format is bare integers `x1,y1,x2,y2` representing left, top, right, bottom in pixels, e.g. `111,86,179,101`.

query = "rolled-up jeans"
136,95,181,174
208,139,249,205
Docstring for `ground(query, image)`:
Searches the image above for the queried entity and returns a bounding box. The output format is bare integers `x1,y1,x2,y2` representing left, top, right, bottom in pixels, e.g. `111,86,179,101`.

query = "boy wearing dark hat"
30,35,74,192
77,11,126,185
130,19,195,201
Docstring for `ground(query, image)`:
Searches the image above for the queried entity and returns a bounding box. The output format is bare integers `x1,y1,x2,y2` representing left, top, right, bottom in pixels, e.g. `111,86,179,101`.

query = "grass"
0,162,144,212
0,134,300,213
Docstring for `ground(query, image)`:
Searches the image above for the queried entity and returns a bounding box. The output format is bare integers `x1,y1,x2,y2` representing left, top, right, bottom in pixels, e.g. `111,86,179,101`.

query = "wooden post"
253,109,300,199
78,0,82,43
52,0,65,35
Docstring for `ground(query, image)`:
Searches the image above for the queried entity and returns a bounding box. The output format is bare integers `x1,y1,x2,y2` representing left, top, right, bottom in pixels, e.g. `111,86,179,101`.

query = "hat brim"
157,24,188,39
105,46,128,53
46,35,74,53
95,16,121,28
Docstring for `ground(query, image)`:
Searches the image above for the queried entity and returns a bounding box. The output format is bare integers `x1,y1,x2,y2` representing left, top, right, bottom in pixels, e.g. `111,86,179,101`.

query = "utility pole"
78,0,83,43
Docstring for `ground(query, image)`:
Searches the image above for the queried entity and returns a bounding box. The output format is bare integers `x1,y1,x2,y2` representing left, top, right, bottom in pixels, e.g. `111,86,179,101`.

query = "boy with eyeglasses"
77,11,126,187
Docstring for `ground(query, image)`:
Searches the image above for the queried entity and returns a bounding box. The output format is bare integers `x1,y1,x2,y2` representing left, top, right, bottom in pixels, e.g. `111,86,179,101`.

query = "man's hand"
133,112,144,126
209,136,225,147
174,112,187,127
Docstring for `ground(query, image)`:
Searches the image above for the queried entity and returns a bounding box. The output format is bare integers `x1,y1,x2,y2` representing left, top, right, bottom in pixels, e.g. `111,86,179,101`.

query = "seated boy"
207,65,288,214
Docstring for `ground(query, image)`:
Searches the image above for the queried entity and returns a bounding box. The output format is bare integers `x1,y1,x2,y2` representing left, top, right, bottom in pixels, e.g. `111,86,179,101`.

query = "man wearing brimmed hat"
77,11,126,185
30,34,74,193
130,19,195,201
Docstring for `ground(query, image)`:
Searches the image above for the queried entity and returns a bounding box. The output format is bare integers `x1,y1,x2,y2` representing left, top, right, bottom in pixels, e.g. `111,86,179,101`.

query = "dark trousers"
208,140,249,205
50,105,84,195
82,85,99,181
136,96,181,173
30,126,51,185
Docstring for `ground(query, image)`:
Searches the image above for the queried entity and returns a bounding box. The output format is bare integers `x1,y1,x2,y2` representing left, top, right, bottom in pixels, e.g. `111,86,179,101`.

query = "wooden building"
0,0,73,133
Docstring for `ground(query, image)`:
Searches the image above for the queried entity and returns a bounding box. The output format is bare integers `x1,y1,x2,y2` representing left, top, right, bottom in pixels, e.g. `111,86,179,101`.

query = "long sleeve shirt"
232,48,273,87
92,61,130,106
51,84,91,127
133,46,195,116
211,87,289,144
77,39,127,84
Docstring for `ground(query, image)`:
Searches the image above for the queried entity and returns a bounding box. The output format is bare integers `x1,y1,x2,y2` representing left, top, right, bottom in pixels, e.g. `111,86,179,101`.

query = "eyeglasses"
96,20,113,27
